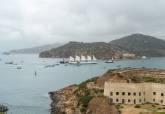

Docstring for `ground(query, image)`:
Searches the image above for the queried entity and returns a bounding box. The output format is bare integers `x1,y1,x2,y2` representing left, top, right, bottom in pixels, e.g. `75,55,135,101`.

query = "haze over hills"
10,43,62,54
39,41,126,59
11,33,165,58
39,34,165,59
110,34,165,57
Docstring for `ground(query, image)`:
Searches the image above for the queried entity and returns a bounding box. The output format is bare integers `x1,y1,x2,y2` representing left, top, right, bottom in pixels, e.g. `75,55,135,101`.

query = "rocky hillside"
39,41,126,59
110,34,165,57
49,68,165,114
10,43,62,54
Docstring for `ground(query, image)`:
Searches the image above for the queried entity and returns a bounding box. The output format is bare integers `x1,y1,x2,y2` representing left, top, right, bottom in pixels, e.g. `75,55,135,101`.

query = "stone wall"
104,82,165,105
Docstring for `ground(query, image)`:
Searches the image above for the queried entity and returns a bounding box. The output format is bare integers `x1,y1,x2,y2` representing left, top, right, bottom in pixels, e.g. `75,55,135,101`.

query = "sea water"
0,54,165,114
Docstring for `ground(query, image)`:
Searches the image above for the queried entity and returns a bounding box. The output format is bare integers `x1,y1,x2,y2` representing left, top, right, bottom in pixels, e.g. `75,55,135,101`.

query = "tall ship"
69,55,98,65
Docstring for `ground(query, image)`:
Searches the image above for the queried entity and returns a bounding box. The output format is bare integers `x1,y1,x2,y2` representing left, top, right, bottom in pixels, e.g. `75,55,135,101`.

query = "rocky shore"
49,68,165,114
0,104,8,112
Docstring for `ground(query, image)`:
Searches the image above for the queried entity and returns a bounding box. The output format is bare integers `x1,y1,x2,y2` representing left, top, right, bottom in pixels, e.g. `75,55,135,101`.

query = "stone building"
104,82,165,105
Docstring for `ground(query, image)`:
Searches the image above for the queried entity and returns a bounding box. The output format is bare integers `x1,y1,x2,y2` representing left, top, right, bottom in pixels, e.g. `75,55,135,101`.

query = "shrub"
79,96,93,107
134,105,141,108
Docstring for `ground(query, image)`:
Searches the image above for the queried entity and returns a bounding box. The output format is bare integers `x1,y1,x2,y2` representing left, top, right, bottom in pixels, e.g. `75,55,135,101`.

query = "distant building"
122,53,136,59
104,82,165,105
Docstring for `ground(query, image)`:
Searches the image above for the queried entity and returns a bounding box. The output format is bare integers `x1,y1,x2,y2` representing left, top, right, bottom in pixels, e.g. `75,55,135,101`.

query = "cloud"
0,0,165,47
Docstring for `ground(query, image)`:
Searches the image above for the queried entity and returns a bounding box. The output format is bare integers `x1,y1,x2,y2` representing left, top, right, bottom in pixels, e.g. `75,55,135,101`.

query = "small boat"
141,56,147,59
2,52,10,55
17,66,22,69
105,60,114,63
60,58,68,64
105,57,114,63
44,64,59,68
44,65,54,68
5,61,13,65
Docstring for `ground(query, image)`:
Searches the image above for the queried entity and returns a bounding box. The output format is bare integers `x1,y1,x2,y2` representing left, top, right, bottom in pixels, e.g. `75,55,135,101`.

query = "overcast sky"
0,0,165,50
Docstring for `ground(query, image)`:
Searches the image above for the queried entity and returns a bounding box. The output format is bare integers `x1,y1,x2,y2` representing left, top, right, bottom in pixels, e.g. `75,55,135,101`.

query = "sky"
0,0,165,51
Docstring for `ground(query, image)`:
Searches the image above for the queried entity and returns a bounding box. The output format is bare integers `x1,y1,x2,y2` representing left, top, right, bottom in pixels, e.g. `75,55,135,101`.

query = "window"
122,92,125,95
133,92,136,96
128,99,131,103
143,92,145,95
139,92,141,96
161,100,163,104
116,99,119,102
139,99,142,103
144,98,146,102
153,99,155,102
134,99,136,104
153,92,156,95
116,92,119,95
128,92,131,96
122,99,125,104
110,98,113,103
110,92,113,96
161,93,164,96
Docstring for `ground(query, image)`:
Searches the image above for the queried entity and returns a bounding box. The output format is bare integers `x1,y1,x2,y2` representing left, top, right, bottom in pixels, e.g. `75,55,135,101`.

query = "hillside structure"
104,82,165,105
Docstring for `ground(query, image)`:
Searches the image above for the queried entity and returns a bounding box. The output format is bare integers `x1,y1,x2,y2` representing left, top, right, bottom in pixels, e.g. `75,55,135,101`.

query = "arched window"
116,92,119,95
153,92,156,95
134,99,136,104
110,92,113,96
128,99,131,103
128,92,131,96
161,100,163,104
122,92,125,95
110,98,113,103
133,92,136,96
161,93,164,96
139,99,142,103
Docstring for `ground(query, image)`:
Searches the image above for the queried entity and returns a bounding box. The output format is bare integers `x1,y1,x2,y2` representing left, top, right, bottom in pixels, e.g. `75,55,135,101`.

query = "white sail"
87,56,92,61
69,56,75,61
75,56,80,61
92,56,97,61
81,55,86,61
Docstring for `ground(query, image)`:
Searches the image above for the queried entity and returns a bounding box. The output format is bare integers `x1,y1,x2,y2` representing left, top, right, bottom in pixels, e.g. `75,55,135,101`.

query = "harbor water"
0,54,165,114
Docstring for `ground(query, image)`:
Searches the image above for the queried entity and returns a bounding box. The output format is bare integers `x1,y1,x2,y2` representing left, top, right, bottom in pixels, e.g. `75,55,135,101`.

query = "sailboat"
69,55,98,65
105,57,114,63
68,56,77,64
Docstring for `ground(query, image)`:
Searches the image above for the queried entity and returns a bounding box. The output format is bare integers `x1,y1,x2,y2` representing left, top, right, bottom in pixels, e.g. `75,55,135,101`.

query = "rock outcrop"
49,68,165,114
86,97,119,114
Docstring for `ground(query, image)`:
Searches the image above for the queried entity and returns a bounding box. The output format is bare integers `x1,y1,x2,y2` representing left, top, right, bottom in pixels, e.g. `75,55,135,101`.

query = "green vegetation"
140,112,165,114
116,104,124,109
39,41,115,59
134,105,141,108
129,76,165,84
74,77,104,113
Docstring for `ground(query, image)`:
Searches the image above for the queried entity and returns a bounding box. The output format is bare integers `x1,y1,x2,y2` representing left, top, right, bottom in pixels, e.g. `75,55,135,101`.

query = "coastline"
49,67,165,114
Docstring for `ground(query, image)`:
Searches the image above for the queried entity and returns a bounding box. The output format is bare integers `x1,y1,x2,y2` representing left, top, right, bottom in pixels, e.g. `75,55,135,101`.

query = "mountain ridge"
39,41,120,59
110,33,165,57
10,43,62,54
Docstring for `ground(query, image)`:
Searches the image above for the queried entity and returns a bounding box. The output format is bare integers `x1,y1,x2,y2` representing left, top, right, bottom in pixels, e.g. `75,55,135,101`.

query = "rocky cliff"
49,68,165,114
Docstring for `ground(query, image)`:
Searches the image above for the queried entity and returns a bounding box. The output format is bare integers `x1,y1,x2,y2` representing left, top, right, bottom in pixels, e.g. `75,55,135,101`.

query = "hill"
10,43,62,54
110,34,165,57
39,41,124,59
